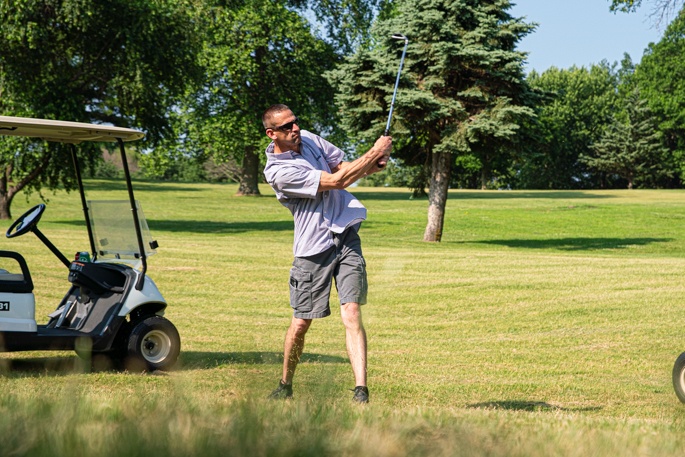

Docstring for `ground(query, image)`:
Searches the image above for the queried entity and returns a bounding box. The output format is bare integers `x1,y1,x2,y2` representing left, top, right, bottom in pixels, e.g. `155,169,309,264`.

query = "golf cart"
0,116,180,371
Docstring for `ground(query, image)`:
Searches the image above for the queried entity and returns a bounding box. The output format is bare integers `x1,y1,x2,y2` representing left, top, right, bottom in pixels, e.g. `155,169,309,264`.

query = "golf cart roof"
0,116,144,143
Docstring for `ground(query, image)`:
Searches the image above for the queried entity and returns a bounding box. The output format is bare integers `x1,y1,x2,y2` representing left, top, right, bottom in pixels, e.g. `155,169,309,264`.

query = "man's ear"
265,128,277,140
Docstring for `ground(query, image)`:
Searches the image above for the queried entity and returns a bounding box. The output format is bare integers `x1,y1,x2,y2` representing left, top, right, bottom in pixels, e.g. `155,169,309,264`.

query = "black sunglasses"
271,117,299,132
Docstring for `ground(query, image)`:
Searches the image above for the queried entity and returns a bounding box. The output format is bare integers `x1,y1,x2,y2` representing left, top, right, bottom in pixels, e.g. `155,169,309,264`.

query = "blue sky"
509,1,667,73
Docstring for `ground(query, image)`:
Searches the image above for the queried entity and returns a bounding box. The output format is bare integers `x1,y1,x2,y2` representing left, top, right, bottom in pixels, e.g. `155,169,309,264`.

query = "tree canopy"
610,0,683,25
0,0,203,218
142,0,383,194
517,64,620,189
633,8,685,182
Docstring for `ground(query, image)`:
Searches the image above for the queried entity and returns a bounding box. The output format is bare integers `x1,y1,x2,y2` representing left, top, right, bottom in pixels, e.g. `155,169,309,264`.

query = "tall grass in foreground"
2,385,685,456
1,183,685,455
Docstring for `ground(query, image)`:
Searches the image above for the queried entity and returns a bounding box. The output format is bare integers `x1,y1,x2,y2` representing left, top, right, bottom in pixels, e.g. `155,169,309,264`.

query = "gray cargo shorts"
288,228,368,319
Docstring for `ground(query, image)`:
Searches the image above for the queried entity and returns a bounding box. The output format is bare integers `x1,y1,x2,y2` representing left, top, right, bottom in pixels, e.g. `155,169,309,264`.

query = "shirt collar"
266,141,301,158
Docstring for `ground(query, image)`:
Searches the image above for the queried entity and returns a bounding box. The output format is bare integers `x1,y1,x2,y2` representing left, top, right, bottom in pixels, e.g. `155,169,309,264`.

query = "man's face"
267,110,301,149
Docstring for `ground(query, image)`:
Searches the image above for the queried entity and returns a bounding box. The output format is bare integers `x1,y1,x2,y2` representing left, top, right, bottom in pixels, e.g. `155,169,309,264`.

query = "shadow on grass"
78,180,201,193
354,190,614,201
148,220,293,234
55,219,294,233
0,356,84,377
0,351,347,376
448,191,613,200
474,237,673,251
467,400,602,413
178,351,347,369
352,191,414,201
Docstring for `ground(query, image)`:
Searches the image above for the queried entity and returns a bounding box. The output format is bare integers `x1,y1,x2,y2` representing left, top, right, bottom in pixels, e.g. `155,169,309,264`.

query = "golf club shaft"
379,34,408,169
384,35,409,137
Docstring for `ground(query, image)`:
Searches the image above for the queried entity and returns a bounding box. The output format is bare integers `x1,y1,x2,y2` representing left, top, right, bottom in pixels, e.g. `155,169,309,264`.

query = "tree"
329,0,536,241
0,0,202,218
581,90,669,188
633,8,685,184
297,0,391,53
515,64,620,189
145,0,381,196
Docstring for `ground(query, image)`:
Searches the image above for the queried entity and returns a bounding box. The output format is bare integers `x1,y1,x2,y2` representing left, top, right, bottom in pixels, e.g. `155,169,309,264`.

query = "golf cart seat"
68,261,127,294
0,251,34,294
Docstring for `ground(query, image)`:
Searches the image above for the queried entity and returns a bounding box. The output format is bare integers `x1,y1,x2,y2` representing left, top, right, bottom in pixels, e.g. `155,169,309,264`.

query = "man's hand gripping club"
318,136,392,192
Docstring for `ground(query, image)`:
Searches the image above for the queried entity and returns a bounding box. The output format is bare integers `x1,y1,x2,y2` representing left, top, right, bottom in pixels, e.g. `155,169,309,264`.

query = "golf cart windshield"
89,200,156,264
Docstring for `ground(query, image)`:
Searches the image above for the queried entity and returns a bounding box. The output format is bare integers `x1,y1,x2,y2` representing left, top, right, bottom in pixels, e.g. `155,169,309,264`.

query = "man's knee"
290,317,312,336
340,302,363,328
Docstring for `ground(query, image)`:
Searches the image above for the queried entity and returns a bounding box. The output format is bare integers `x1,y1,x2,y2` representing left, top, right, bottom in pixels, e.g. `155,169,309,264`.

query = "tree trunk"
0,193,12,220
0,165,15,220
0,154,51,219
423,150,452,242
236,146,261,196
480,152,489,190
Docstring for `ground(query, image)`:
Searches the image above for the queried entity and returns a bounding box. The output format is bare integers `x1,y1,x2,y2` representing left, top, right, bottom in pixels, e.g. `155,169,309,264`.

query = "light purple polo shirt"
264,130,367,257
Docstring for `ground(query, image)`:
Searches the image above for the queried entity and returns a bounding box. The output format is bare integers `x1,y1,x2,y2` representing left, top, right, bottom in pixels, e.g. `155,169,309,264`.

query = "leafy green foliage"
516,64,620,189
609,0,642,12
0,0,202,139
145,0,342,194
291,0,391,54
633,10,685,182
0,0,203,217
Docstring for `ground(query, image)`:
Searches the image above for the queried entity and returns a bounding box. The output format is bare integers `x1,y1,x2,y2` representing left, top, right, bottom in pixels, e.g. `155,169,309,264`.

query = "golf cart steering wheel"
6,204,46,238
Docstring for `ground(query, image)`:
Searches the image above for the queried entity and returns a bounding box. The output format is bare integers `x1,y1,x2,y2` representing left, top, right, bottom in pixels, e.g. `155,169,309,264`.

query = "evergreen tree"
328,0,536,241
581,90,670,189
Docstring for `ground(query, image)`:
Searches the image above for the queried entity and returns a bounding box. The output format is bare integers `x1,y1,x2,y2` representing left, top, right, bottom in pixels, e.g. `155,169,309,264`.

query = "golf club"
379,33,409,168
384,33,409,137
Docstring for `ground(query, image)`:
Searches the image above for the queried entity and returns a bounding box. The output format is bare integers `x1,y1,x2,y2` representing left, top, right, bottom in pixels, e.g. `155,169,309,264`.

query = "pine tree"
582,91,670,189
328,0,537,241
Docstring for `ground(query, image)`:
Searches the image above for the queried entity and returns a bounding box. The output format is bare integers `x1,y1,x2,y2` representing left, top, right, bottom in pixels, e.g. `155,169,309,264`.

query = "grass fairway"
1,182,685,456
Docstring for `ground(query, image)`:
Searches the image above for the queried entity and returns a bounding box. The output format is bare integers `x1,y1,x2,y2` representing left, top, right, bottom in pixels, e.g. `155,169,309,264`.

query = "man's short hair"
262,104,291,129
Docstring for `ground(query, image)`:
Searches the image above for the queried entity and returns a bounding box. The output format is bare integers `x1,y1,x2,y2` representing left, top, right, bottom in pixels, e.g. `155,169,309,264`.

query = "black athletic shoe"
268,380,293,400
352,386,369,404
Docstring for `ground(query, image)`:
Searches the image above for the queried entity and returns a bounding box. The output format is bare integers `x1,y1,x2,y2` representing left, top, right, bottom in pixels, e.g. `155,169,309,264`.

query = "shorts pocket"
289,266,313,314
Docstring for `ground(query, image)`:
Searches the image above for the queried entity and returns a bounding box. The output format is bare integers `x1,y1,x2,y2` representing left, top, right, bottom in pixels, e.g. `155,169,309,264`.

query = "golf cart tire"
673,352,685,403
125,316,180,372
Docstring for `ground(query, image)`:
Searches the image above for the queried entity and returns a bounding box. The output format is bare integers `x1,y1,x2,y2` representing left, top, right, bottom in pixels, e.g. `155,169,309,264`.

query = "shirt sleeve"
271,166,321,199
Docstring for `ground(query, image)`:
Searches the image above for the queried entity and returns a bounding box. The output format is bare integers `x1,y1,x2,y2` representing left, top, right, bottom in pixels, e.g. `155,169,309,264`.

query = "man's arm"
318,136,392,192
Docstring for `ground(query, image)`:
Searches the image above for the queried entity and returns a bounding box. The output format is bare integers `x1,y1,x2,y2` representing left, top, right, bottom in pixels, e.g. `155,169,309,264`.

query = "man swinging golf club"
262,104,392,403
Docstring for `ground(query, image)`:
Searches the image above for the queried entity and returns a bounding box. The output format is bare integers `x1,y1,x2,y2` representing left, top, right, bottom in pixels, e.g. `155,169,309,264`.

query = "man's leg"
270,317,312,399
340,302,367,387
281,317,312,384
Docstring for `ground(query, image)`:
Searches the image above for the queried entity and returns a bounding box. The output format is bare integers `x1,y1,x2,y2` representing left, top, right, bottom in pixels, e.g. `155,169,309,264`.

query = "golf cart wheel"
673,352,685,403
126,316,180,372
